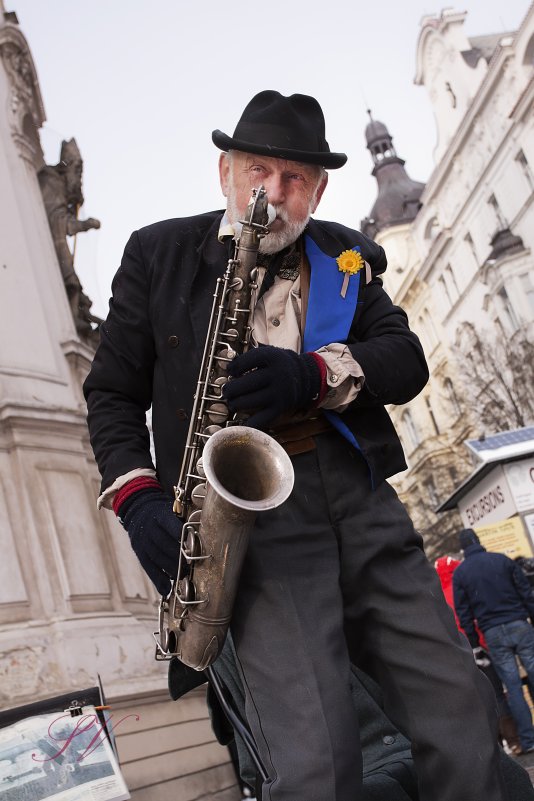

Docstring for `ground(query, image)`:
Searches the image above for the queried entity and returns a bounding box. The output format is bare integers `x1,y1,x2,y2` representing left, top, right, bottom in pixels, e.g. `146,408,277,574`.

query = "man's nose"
264,174,285,205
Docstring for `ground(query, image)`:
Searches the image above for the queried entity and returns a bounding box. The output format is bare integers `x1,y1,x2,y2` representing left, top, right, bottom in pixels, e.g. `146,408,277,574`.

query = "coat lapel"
189,212,229,354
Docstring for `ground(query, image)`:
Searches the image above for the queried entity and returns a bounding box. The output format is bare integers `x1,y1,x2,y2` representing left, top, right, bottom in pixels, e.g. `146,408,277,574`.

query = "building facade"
362,6,534,556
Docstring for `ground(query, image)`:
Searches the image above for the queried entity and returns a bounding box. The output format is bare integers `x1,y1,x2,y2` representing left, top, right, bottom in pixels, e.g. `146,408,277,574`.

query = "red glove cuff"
309,352,328,405
112,477,162,516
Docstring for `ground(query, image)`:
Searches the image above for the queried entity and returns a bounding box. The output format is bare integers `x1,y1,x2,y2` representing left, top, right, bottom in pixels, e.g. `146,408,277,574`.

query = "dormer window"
488,194,507,229
497,287,520,332
516,150,534,190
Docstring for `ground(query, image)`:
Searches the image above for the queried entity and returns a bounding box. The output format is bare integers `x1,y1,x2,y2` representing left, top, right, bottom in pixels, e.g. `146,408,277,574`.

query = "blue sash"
303,235,362,352
302,235,372,484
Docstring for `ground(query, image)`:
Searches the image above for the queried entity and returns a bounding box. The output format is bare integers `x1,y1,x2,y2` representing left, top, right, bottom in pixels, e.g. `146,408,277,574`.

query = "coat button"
168,335,180,347
383,735,396,745
176,408,188,420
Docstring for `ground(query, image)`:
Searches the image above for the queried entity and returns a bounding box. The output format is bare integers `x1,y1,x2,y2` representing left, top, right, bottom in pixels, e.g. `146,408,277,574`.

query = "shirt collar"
218,211,241,243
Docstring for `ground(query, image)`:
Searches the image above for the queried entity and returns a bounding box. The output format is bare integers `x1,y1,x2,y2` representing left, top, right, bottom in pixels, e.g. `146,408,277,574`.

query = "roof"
365,119,389,146
465,427,534,461
367,164,425,233
437,427,534,512
461,31,516,68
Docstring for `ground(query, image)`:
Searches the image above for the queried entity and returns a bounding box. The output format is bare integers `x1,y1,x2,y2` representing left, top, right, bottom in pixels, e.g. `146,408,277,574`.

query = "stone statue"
38,138,102,346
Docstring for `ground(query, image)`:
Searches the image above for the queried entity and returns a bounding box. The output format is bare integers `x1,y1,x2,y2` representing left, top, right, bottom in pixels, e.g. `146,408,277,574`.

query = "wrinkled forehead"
228,150,323,177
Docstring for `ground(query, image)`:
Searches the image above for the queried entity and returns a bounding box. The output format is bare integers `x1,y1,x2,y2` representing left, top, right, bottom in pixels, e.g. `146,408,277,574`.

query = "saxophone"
154,187,295,670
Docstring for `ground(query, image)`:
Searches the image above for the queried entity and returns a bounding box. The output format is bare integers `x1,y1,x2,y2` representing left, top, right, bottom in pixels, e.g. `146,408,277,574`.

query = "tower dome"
361,112,425,238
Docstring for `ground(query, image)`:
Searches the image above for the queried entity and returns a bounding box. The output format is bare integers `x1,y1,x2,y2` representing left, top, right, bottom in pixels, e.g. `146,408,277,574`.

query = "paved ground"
515,749,534,784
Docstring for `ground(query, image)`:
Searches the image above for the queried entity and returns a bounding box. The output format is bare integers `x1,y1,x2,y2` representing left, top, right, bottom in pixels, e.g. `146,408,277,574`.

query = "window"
425,397,440,435
445,81,457,108
423,308,439,348
520,272,534,316
423,476,440,508
497,287,520,332
402,410,421,450
438,276,453,307
488,194,507,229
424,216,439,241
417,316,426,351
444,264,460,301
516,150,534,191
464,232,479,267
416,312,437,353
443,378,461,418
523,33,534,66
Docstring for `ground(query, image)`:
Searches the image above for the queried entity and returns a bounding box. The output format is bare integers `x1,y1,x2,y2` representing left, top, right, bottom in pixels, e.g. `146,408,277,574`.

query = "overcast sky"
10,0,531,318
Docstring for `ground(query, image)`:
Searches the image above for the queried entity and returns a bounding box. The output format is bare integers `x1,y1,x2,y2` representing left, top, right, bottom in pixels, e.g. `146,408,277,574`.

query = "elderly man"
84,91,506,801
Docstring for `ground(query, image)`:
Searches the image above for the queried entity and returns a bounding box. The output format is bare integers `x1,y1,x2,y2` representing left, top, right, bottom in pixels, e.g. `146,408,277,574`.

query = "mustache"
270,205,289,223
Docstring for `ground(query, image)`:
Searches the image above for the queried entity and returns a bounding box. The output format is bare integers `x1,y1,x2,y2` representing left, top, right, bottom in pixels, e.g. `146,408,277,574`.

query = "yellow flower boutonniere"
336,249,364,298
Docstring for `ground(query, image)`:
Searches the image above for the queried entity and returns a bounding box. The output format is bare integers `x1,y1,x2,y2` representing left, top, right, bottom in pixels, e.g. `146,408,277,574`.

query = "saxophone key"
191,482,207,507
206,402,229,423
219,328,239,342
211,376,229,397
184,528,202,559
215,346,236,364
178,576,196,604
203,425,222,436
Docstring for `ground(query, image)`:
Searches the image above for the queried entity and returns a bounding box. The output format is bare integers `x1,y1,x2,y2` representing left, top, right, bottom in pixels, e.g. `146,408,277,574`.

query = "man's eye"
250,166,265,175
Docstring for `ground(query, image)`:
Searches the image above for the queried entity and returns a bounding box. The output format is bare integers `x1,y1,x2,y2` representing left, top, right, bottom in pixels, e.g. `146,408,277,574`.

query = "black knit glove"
223,345,323,430
118,488,182,595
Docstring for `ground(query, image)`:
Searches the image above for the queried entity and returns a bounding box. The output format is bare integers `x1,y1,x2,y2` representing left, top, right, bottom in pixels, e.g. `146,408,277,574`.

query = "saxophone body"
154,187,294,670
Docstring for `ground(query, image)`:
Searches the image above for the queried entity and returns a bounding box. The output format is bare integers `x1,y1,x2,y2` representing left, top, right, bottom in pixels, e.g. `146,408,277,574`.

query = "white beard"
226,192,312,255
258,206,310,254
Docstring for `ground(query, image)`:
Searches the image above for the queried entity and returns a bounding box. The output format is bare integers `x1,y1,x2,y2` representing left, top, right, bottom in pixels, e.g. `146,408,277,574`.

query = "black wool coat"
83,211,429,496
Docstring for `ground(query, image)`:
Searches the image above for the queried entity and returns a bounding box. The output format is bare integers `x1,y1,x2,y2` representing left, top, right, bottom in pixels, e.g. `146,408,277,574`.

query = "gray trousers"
230,430,507,801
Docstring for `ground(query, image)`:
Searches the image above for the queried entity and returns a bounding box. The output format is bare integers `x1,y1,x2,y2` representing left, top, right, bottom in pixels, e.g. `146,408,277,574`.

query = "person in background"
516,556,534,590
453,528,534,754
435,554,521,754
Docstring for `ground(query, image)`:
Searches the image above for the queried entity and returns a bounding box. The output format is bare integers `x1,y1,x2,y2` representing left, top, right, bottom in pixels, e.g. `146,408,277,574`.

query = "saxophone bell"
159,426,293,670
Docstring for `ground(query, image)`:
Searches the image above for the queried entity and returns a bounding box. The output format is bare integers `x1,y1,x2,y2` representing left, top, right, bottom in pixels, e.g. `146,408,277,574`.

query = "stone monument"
38,137,102,346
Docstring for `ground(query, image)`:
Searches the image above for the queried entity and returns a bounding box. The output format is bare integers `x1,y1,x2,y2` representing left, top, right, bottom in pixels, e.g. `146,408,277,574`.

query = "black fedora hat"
212,90,347,170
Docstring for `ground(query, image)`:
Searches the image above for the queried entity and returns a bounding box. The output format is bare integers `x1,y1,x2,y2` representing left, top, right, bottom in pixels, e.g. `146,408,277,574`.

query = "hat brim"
212,130,347,169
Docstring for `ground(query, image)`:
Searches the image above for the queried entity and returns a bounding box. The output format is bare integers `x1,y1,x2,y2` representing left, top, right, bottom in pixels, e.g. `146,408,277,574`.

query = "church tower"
361,112,425,240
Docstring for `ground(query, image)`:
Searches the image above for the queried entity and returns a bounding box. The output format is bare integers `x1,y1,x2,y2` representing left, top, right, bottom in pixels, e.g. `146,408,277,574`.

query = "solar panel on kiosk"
466,426,534,454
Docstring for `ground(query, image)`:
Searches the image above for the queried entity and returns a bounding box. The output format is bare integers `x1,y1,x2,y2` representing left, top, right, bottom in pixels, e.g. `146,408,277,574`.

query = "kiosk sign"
458,465,516,528
504,457,534,513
